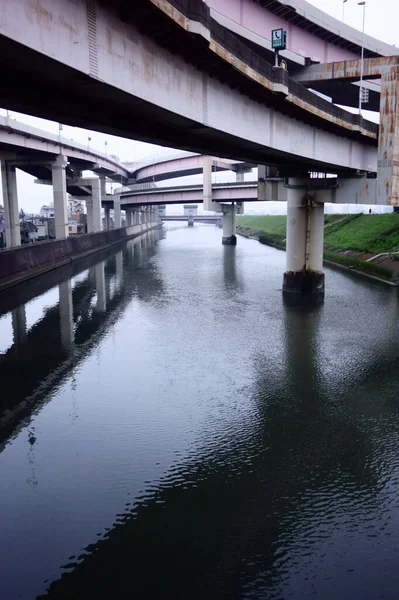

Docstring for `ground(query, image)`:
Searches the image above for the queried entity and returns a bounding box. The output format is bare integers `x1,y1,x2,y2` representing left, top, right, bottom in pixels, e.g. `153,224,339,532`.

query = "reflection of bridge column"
283,300,322,404
12,304,27,347
115,250,124,286
222,204,237,246
283,179,324,297
223,244,237,286
114,196,121,228
59,279,74,348
52,155,69,239
95,262,107,312
1,161,21,247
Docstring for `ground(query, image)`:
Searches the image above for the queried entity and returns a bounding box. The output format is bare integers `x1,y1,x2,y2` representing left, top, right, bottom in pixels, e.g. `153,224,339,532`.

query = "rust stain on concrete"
310,56,399,82
287,95,377,140
210,41,273,92
150,0,188,30
59,15,75,34
29,0,53,22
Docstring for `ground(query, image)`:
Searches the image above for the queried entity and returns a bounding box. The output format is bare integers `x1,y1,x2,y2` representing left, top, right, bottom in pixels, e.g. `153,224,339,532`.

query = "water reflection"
0,230,164,446
42,286,399,599
1,228,399,600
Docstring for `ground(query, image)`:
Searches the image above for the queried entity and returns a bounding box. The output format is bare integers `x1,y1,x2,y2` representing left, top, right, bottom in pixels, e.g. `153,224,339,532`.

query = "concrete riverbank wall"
0,222,161,290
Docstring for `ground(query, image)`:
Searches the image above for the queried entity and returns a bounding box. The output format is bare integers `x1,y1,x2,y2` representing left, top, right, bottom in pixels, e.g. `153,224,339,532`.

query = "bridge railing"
166,0,378,138
126,150,199,174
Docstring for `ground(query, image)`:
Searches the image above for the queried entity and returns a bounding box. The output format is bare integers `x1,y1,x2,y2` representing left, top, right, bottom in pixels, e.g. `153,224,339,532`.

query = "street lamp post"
342,0,347,22
358,1,366,116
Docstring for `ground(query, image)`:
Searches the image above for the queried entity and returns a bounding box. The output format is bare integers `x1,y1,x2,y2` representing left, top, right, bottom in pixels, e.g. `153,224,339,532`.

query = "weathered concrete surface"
293,56,399,84
0,223,160,290
0,0,378,175
378,66,399,206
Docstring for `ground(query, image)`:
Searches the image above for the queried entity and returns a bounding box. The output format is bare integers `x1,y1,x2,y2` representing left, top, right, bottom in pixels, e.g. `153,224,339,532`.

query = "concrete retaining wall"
0,222,160,289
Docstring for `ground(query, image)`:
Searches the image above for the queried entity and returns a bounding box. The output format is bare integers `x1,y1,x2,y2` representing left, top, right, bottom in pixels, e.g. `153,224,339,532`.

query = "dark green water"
1,225,399,599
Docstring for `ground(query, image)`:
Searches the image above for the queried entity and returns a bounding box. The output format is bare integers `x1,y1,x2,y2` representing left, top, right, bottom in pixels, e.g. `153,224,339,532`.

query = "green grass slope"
324,213,399,254
236,215,287,237
237,213,399,255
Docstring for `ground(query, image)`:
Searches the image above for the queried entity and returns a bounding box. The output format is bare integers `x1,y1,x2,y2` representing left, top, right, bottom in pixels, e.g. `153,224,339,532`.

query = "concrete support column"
86,198,93,233
1,162,21,248
104,205,111,230
378,66,399,206
100,176,106,198
91,178,102,232
133,209,139,226
59,279,74,348
236,171,244,183
222,204,237,246
203,159,213,211
114,197,121,228
52,155,69,239
283,179,325,296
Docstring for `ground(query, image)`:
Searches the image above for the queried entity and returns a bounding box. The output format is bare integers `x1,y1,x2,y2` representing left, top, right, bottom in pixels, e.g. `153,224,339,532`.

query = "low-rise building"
184,204,198,216
20,221,38,243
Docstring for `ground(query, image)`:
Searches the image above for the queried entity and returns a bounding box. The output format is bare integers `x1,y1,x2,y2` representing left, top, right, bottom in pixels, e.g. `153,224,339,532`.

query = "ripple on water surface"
0,226,399,599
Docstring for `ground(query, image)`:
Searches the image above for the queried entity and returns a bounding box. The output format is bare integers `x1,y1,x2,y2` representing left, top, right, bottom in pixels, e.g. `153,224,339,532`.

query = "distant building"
20,221,38,244
68,199,84,217
40,203,54,219
158,205,166,216
184,205,198,216
31,217,50,240
47,219,56,239
68,219,79,235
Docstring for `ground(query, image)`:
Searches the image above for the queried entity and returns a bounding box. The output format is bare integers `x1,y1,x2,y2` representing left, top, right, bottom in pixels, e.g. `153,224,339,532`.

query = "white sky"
0,0,395,215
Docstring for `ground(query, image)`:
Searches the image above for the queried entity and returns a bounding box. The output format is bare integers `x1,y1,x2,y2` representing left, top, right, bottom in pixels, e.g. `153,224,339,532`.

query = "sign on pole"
271,28,287,51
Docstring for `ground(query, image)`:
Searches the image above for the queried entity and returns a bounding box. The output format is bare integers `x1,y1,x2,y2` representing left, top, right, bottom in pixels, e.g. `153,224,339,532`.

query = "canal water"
1,224,399,599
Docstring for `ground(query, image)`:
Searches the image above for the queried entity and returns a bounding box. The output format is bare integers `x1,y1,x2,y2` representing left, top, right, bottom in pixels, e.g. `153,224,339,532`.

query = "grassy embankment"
237,214,399,281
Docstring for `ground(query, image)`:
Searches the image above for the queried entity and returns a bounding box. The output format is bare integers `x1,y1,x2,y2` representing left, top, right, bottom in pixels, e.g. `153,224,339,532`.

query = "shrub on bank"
258,233,286,250
323,250,393,280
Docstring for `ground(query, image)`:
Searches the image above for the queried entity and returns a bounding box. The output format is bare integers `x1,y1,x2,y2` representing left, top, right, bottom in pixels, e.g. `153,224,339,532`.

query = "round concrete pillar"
283,179,324,296
222,205,237,245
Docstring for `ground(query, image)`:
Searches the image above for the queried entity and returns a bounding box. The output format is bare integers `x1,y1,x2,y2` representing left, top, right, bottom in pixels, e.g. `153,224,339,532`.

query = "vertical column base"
222,235,237,246
282,271,324,296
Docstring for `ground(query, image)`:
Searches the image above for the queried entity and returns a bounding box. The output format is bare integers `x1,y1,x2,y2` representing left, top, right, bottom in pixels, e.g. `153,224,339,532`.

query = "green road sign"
271,28,287,50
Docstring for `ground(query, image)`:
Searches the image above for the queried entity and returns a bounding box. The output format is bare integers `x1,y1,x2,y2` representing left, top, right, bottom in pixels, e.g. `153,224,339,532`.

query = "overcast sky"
0,0,394,215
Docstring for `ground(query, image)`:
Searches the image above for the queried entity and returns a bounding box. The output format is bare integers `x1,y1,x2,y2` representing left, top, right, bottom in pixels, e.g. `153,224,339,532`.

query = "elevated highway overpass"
1,0,398,295
126,151,256,184
0,0,379,172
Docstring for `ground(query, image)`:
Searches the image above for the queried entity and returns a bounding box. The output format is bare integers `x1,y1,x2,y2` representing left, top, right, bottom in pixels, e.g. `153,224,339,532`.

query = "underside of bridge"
0,0,377,176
